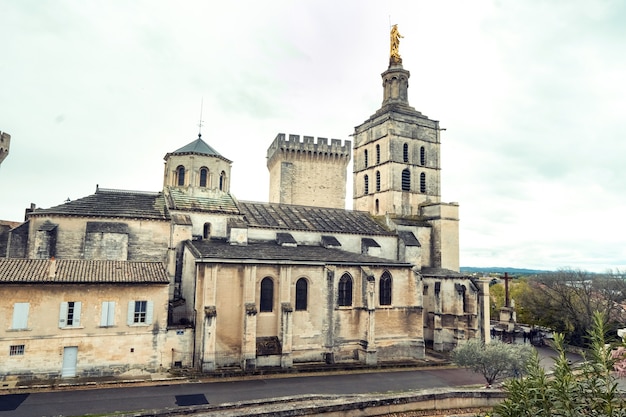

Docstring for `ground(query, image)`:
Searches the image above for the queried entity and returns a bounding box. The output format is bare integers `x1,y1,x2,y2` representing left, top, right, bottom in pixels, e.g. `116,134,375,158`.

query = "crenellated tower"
267,133,351,209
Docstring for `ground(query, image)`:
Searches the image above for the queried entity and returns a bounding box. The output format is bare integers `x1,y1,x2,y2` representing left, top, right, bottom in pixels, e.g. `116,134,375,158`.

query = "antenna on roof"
198,98,204,139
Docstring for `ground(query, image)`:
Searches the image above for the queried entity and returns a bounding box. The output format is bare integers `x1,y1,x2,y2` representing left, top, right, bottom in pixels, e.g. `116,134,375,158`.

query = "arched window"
364,149,368,168
295,278,308,311
203,222,211,239
260,277,274,312
403,143,409,163
401,169,410,191
420,172,426,193
420,146,426,166
338,274,353,306
375,171,381,192
199,168,208,187
219,171,226,191
375,199,380,214
364,175,369,195
379,271,392,306
176,166,185,186
376,144,380,164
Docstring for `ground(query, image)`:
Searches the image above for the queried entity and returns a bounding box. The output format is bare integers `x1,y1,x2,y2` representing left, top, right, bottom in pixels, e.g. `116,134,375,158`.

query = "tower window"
338,274,353,306
199,168,208,187
260,277,274,312
376,144,380,164
176,166,185,186
401,169,410,191
219,171,226,191
403,143,409,163
375,199,380,214
364,150,368,168
203,222,211,239
364,175,369,195
375,171,381,192
420,146,426,166
420,172,426,193
295,278,308,311
379,271,392,306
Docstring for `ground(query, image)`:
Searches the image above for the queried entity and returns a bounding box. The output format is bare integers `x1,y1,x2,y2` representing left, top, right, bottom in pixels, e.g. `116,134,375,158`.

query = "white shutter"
12,303,30,329
59,302,68,328
100,301,116,326
128,301,135,325
73,302,82,327
146,301,154,325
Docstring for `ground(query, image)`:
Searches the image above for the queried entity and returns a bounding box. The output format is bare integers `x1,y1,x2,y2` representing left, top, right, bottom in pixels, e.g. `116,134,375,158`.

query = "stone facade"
0,131,10,166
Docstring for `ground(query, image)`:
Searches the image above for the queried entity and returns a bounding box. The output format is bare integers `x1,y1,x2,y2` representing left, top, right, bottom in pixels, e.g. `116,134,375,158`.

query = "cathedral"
0,29,490,379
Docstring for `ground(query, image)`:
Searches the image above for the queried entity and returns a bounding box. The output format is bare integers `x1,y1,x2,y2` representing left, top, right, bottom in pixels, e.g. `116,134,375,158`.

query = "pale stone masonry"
0,131,10,166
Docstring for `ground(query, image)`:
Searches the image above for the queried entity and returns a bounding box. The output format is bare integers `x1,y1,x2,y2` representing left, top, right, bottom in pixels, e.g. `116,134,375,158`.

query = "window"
376,144,380,164
420,172,426,193
100,301,116,327
219,171,226,191
127,300,154,325
338,274,353,306
375,171,381,192
260,277,274,312
379,271,392,306
11,303,29,330
176,166,185,186
203,222,211,239
364,149,368,168
295,278,308,311
420,146,426,166
9,345,25,356
375,199,380,214
59,301,82,328
199,168,208,187
403,143,409,163
364,175,369,195
401,169,410,191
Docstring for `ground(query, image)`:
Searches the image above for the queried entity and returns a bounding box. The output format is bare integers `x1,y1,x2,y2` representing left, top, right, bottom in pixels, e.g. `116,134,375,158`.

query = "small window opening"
401,169,410,191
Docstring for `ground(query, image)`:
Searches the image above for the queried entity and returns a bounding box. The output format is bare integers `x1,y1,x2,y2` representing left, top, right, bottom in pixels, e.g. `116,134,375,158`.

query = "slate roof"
31,188,169,220
0,259,169,284
237,201,393,236
188,240,409,266
166,188,240,214
166,136,232,163
421,267,466,277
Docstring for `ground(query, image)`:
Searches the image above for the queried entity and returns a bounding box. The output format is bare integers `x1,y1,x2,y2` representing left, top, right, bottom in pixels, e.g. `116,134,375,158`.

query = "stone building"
0,131,10,166
1,32,489,379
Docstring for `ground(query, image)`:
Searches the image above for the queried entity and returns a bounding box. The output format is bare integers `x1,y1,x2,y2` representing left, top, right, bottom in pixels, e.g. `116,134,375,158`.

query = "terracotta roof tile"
0,259,169,284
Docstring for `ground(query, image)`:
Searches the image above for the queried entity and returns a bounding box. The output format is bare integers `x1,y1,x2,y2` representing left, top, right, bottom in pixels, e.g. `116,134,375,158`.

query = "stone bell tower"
353,26,459,271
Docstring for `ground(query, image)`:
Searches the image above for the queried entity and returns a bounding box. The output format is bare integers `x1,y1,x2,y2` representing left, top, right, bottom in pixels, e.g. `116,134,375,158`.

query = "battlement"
0,131,11,166
267,133,351,164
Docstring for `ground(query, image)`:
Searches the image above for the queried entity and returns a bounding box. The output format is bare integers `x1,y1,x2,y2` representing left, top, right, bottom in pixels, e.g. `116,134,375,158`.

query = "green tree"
450,339,533,386
495,312,626,417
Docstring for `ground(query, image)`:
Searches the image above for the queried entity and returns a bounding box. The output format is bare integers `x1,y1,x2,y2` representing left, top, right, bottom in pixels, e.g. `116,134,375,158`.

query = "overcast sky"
1,0,624,272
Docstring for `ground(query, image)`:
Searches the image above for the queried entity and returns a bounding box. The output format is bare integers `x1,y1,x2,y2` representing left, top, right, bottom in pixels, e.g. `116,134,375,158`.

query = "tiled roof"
237,201,393,236
31,188,169,220
398,231,420,247
0,259,169,284
166,188,240,214
188,240,409,266
166,136,232,163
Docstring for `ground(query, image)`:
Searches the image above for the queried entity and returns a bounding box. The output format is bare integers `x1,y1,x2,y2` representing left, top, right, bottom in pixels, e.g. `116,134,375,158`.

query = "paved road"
0,368,484,417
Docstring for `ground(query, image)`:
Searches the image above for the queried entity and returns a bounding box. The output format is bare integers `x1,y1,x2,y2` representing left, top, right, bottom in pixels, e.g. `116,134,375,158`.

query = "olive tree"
450,339,533,386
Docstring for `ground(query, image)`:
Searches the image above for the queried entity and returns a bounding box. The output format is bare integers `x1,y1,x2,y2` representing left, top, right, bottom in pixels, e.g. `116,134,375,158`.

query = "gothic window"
219,171,226,191
364,149,368,168
203,222,211,239
420,172,426,193
338,274,353,306
260,277,274,312
420,146,426,166
376,144,380,164
375,199,380,214
199,168,208,187
375,171,381,192
176,166,185,186
295,278,308,311
401,169,410,191
403,143,409,163
364,175,369,195
379,271,392,306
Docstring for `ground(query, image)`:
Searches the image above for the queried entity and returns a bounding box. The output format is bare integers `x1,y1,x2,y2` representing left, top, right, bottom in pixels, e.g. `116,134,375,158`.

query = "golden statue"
390,24,403,64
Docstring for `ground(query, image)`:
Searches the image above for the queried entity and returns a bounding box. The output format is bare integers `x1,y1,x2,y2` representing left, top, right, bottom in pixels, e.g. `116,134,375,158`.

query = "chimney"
48,256,57,279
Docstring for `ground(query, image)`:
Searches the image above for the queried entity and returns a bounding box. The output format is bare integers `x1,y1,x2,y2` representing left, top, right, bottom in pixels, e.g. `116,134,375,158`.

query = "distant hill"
460,266,552,275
